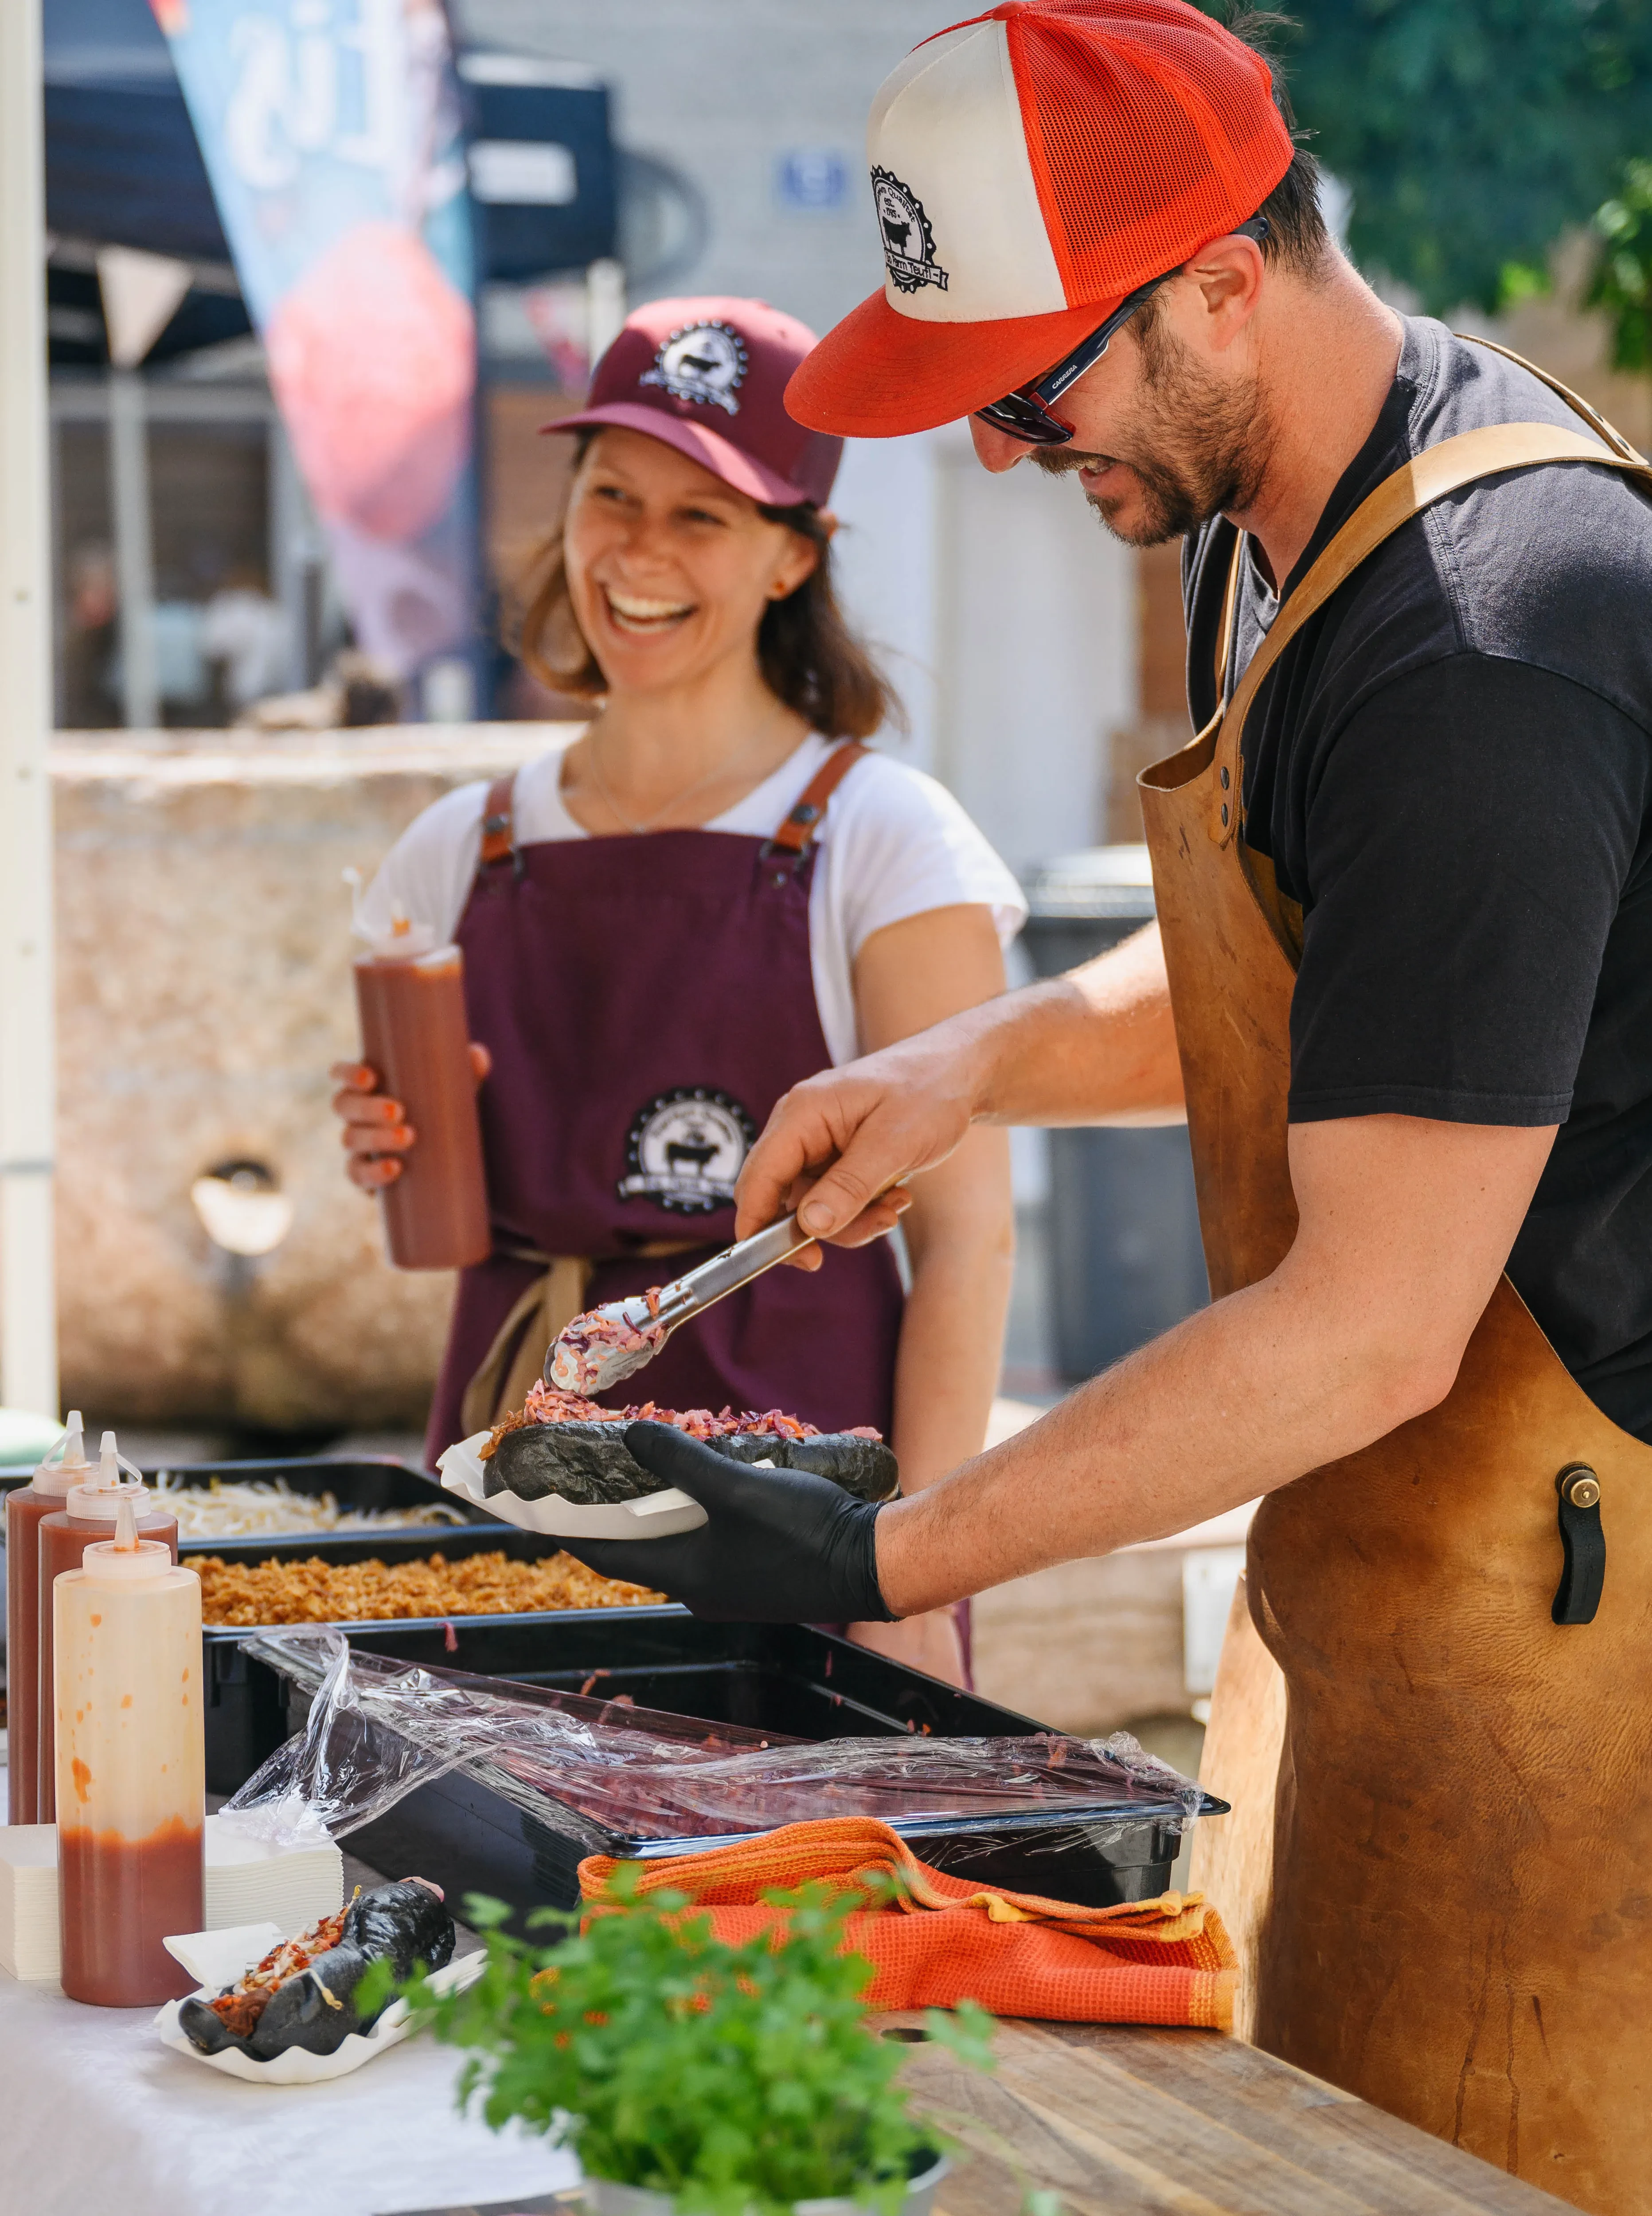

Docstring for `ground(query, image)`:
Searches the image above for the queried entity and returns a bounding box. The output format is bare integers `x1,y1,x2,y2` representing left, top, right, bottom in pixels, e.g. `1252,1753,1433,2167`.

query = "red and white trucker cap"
787,0,1294,438
547,296,843,508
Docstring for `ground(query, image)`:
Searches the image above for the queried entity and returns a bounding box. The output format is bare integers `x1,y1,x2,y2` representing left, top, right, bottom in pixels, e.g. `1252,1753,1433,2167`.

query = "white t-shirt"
358,731,1027,1067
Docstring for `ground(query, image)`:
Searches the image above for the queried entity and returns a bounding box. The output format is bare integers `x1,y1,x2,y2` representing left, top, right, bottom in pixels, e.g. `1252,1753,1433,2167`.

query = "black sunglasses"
974,215,1272,446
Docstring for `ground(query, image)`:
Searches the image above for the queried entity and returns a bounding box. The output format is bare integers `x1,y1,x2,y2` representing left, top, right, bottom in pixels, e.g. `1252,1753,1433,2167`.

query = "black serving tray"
248,1615,1224,1918
195,1524,659,1791
0,1453,504,1542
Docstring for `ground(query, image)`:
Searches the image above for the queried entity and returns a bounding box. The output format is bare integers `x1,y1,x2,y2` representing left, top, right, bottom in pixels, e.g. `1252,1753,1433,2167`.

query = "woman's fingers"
332,1086,405,1126
329,1060,413,1188
339,1118,415,1153
348,1154,404,1190
469,1042,493,1084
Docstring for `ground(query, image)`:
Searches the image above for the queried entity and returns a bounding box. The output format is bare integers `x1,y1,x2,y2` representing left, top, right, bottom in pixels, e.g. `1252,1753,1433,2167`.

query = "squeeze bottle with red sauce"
5,1412,90,1823
37,1434,178,1822
55,1493,204,2006
351,903,490,1270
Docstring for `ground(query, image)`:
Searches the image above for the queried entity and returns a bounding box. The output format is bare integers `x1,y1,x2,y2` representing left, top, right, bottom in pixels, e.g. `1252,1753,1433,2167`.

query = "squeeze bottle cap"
65,1478,148,1521
32,1409,91,1497
82,1497,173,1580
345,866,441,960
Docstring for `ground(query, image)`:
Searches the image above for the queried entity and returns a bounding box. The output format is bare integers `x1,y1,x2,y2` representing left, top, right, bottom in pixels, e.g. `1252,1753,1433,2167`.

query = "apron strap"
479,772,519,875
1209,413,1652,846
459,1254,593,1436
763,741,869,859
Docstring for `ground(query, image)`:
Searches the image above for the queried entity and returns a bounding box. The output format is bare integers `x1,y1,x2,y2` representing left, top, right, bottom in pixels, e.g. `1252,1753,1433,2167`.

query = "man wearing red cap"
562,8,1652,2201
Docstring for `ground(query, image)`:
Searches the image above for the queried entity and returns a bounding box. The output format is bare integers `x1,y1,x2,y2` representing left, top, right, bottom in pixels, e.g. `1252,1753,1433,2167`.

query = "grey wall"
457,0,944,336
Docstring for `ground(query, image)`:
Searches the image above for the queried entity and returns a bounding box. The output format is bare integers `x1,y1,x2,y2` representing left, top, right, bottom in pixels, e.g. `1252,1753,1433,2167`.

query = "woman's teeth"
604,589,694,633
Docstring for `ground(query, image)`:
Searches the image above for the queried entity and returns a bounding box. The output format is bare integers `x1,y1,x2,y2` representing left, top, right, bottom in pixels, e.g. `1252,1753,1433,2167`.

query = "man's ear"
1185,231,1267,353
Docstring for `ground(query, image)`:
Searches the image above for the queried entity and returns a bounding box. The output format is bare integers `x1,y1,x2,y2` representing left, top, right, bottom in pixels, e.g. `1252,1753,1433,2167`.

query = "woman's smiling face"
561,427,820,696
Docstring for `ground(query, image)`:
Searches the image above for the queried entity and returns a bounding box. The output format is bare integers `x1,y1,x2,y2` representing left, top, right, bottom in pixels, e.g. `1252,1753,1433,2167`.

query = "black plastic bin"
0,1453,506,1674
191,1515,617,1792
240,1614,1224,1919
1021,845,1209,1381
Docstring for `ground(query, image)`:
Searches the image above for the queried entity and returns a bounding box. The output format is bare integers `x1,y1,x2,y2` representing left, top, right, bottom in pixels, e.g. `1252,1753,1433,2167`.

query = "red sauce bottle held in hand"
5,1412,90,1824
37,1433,178,1823
351,901,490,1270
55,1493,204,2006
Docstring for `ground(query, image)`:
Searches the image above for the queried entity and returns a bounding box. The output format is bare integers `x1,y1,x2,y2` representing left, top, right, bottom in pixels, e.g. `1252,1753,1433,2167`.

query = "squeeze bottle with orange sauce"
55,1493,204,2006
37,1433,178,1822
350,888,490,1271
5,1413,90,1823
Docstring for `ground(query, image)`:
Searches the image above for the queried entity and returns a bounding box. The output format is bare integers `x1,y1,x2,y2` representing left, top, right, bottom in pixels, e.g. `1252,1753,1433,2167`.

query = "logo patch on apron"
618,1088,757,1214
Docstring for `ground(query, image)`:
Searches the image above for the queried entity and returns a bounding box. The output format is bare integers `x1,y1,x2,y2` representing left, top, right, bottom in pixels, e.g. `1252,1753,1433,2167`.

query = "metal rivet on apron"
1553,1463,1605,1625
1220,802,1230,827
1220,765,1230,789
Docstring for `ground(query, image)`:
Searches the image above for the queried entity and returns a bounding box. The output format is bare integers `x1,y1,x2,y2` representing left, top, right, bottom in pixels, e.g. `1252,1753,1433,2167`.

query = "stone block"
51,726,554,1438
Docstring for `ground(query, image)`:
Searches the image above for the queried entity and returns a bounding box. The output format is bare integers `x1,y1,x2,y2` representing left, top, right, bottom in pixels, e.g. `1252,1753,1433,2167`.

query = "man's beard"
1033,319,1272,547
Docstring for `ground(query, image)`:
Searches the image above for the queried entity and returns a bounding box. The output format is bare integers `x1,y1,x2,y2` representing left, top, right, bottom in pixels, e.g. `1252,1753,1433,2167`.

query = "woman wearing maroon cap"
330,297,1024,1683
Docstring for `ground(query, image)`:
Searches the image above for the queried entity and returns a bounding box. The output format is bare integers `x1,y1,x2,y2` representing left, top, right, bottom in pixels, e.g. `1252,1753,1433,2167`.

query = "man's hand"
555,1421,893,1623
734,927,1183,1255
734,1019,992,1255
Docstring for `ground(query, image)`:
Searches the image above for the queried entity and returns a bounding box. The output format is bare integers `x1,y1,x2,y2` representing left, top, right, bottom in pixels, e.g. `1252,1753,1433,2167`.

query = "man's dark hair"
1218,8,1330,277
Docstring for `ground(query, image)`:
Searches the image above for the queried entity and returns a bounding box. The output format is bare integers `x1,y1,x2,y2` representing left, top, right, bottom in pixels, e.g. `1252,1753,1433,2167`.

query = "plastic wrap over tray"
228,1628,1210,1860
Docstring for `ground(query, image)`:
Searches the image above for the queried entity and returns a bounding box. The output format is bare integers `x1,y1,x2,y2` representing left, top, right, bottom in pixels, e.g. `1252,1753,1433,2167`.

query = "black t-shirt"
1182,317,1652,1440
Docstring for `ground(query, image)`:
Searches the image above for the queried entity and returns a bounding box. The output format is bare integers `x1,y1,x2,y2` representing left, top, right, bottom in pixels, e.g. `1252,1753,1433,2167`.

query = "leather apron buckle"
1552,1462,1605,1626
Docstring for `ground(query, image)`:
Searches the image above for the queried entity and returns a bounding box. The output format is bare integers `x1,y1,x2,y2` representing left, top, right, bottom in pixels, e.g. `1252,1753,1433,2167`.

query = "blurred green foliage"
1587,160,1652,368
1197,2,1652,316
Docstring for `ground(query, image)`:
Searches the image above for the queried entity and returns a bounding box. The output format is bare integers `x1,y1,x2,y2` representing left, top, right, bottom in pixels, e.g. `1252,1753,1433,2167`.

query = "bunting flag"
152,0,479,692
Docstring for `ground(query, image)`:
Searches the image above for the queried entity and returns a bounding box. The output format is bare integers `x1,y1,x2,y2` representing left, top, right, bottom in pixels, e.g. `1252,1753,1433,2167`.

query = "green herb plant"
378,1868,995,2216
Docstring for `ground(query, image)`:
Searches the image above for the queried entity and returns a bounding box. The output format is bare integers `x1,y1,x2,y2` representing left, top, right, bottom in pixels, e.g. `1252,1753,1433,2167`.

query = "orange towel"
578,1815,1235,2030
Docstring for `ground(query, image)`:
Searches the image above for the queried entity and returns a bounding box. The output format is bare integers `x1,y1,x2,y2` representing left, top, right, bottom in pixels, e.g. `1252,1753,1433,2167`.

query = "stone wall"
52,725,555,1435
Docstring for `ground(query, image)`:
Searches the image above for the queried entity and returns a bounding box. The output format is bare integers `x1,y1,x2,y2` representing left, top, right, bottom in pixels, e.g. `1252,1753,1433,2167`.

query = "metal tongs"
543,1213,816,1396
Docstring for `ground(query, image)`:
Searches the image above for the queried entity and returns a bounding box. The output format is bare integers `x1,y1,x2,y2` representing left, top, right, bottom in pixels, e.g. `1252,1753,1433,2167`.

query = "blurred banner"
152,0,479,695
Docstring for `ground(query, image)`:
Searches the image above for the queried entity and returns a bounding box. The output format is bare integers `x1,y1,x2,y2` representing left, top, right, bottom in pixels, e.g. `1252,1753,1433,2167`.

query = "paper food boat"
437,1429,708,1541
154,1922,484,2086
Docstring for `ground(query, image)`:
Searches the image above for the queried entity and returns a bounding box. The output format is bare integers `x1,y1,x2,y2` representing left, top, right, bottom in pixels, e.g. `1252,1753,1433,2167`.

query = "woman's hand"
329,1044,491,1190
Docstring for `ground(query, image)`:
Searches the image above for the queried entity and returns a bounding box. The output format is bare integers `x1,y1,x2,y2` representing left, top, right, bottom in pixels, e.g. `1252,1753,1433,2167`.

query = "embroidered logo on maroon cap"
639,322,750,417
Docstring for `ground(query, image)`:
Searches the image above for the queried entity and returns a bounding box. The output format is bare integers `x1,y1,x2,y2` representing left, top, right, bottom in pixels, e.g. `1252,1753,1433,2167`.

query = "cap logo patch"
639,321,749,416
871,167,948,294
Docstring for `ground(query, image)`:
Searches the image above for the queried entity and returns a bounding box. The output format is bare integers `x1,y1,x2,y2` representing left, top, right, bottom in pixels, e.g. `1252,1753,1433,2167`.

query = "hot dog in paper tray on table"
439,1375,898,1543
156,1878,485,2085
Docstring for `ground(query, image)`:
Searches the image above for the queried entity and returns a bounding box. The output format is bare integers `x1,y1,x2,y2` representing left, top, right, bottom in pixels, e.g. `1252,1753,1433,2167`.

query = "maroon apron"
424,744,905,1467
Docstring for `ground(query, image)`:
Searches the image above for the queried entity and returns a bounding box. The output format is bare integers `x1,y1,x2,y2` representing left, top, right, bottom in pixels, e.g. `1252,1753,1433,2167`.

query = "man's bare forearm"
736,925,1182,1245
873,1114,1557,1614
960,921,1183,1127
875,1252,1423,1612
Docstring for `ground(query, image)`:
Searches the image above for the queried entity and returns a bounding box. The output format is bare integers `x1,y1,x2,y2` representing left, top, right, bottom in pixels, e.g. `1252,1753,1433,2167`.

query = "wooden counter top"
888,2017,1574,2216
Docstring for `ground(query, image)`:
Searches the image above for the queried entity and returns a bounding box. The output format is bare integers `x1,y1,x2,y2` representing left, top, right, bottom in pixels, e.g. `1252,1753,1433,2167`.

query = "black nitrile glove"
555,1420,895,1624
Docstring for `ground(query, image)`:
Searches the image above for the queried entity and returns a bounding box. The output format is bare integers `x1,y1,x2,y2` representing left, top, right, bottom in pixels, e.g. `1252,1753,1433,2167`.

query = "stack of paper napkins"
0,1829,59,1982
0,1814,343,1982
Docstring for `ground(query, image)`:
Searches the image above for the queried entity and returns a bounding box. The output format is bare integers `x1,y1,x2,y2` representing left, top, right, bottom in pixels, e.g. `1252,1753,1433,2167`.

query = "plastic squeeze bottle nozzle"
56,1492,204,2006
348,870,490,1272
5,1412,90,1824
36,1430,178,1823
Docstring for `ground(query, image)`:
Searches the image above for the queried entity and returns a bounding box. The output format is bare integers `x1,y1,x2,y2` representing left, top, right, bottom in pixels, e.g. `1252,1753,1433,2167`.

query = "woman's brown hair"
516,430,897,740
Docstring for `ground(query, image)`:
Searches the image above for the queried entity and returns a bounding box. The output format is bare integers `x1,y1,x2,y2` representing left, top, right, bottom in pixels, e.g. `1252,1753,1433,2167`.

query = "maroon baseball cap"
543,296,843,509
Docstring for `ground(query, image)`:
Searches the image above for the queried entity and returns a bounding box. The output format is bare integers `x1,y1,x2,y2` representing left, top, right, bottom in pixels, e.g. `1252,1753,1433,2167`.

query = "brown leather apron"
1144,354,1652,2212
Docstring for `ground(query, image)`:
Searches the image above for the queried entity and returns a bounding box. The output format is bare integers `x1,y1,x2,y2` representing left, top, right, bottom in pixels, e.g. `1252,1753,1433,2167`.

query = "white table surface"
0,1806,576,2216
0,1968,578,2216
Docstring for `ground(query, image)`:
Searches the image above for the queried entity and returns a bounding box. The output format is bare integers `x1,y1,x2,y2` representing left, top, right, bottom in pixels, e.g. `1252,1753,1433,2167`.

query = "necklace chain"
584,704,786,836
